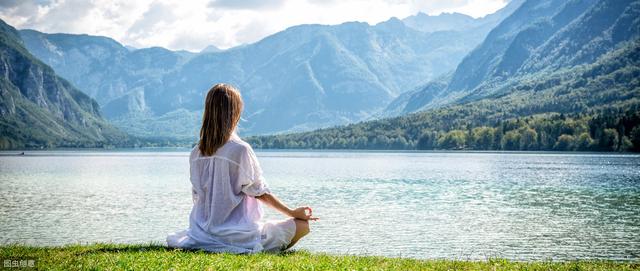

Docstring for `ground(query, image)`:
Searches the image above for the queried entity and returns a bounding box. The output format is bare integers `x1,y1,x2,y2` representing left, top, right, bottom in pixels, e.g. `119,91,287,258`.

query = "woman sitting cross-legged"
167,83,318,253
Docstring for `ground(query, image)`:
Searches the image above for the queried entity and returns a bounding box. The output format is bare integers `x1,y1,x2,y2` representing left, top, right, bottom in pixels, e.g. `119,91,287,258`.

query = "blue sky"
0,0,509,51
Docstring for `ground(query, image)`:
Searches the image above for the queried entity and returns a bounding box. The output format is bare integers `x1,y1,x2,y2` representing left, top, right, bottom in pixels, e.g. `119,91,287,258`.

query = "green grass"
0,243,638,270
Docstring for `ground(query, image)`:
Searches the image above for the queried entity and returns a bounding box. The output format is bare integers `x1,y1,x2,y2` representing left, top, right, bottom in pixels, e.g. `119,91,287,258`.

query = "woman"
167,83,317,253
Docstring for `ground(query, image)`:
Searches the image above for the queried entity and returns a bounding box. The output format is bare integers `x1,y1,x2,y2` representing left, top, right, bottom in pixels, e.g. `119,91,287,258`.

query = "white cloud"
0,0,509,52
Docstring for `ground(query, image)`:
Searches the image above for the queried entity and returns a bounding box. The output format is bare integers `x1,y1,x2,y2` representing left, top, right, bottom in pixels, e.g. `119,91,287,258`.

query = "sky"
0,0,509,52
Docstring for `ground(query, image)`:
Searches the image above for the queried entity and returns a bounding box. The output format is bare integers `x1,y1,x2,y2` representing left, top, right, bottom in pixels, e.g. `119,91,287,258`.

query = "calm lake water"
0,150,639,260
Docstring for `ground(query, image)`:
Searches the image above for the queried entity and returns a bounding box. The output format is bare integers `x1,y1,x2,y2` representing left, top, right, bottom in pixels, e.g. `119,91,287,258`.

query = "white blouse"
167,133,272,253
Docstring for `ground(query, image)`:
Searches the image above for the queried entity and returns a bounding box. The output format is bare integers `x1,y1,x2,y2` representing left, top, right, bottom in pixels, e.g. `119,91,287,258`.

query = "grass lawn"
1,243,638,270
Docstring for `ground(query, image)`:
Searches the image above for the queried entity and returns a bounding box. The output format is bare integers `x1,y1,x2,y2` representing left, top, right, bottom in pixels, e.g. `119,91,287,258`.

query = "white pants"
166,218,297,253
259,218,297,252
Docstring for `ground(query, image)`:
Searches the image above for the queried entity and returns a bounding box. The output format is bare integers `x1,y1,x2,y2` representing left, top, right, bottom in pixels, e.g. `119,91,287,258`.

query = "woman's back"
188,133,269,229
168,134,273,253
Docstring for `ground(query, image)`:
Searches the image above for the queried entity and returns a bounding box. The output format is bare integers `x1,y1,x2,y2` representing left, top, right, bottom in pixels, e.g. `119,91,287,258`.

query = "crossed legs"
285,219,310,250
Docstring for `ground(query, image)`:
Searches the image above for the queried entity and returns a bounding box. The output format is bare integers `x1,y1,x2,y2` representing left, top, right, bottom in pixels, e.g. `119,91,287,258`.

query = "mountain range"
15,0,522,139
250,0,640,151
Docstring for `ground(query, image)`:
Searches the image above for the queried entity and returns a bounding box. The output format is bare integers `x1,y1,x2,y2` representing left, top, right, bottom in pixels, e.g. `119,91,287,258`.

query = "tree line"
248,106,640,152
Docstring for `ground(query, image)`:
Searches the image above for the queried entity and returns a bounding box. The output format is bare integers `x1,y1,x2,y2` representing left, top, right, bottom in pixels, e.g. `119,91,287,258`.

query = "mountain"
387,0,640,115
0,19,128,149
19,30,195,108
17,2,521,138
161,20,475,135
250,0,640,151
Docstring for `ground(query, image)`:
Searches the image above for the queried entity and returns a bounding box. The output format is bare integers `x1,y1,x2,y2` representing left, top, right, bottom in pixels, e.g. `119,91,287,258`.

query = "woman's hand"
256,193,319,221
289,206,319,221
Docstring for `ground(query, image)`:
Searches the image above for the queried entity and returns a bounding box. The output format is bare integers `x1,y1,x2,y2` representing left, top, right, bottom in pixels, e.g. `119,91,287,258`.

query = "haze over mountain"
16,1,521,138
0,19,127,149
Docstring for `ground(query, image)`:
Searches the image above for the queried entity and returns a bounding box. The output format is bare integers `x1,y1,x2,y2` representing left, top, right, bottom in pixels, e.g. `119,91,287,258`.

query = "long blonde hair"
199,83,243,156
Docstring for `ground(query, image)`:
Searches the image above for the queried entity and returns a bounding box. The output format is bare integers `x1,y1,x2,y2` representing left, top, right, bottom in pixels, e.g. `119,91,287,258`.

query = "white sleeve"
238,145,270,197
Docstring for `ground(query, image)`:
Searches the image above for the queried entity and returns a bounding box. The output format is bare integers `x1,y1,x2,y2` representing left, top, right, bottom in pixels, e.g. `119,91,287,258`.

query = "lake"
0,150,639,261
